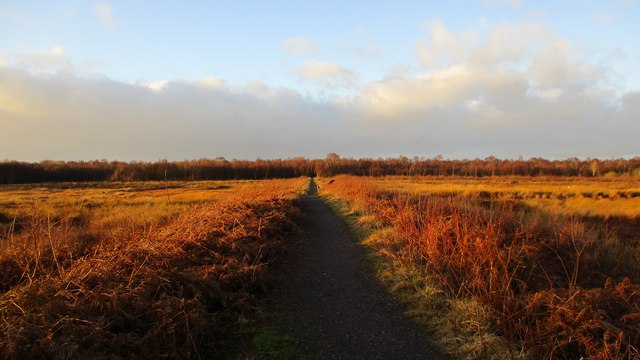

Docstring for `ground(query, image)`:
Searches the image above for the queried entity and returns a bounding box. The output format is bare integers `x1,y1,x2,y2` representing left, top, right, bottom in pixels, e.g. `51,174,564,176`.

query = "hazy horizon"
1,1,639,162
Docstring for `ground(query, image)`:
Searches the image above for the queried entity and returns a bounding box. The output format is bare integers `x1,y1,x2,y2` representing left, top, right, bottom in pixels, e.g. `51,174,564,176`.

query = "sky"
1,0,639,161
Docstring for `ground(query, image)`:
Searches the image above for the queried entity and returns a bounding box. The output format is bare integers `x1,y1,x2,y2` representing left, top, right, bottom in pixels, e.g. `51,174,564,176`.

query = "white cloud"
528,39,602,89
139,80,168,91
0,19,638,161
282,36,317,54
197,76,225,89
417,20,555,69
467,22,552,66
297,60,355,87
298,61,349,79
357,65,528,118
93,2,114,30
1,60,638,161
345,19,635,157
14,46,74,74
0,67,352,161
414,20,604,94
416,20,478,67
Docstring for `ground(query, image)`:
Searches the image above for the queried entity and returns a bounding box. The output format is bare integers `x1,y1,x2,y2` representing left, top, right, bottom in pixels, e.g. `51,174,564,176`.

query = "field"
0,179,307,358
2,174,639,359
320,175,640,359
375,176,640,243
375,176,640,218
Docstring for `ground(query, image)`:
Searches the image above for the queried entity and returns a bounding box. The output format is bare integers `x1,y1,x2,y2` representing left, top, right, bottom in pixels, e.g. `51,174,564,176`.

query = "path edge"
316,187,522,360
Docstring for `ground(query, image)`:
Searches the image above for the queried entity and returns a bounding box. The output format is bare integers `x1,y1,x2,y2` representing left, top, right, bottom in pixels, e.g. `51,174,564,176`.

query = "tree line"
1,155,639,184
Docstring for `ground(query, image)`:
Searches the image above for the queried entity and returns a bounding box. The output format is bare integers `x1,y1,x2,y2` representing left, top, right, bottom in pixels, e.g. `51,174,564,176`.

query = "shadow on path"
267,178,446,359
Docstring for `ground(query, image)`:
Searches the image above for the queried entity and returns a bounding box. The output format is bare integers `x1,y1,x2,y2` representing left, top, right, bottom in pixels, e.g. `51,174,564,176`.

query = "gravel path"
267,179,446,359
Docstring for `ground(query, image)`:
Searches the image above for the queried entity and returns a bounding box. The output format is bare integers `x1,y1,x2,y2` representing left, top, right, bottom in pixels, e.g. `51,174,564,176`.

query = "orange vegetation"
322,176,639,359
374,176,640,218
0,178,306,358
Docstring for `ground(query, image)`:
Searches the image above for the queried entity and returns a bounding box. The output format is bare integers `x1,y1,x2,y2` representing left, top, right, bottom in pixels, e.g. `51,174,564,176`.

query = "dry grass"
0,180,259,290
374,176,640,219
0,178,307,358
0,180,255,231
321,175,640,359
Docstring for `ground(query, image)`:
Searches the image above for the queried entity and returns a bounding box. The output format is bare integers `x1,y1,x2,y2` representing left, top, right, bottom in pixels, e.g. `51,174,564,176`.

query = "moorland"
1,156,638,359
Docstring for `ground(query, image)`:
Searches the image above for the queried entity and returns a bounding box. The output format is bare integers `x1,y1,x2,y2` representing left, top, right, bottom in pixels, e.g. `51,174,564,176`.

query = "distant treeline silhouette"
1,154,639,184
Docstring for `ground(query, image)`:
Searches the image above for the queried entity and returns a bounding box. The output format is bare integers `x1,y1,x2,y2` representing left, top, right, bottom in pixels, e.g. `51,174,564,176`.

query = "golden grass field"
320,175,640,359
0,178,307,358
2,175,638,358
0,180,258,235
374,176,640,218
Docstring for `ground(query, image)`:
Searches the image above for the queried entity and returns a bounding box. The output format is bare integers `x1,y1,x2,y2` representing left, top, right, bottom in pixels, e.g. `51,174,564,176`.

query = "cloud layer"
1,20,638,161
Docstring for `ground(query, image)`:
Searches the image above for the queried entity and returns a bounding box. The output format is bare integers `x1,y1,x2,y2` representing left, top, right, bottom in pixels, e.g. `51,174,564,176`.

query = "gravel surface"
266,179,447,359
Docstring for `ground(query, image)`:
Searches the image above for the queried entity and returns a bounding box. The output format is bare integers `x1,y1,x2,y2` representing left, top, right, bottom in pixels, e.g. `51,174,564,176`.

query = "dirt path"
266,179,446,359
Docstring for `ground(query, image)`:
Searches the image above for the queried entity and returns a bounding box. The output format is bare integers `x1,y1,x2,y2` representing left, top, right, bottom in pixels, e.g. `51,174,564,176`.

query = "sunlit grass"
0,178,308,358
373,176,640,218
0,180,259,241
321,175,640,359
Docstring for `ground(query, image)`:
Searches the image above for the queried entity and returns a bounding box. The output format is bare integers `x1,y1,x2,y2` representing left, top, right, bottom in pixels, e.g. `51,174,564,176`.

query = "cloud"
416,20,478,67
528,39,602,89
282,36,317,54
297,60,356,87
1,60,638,162
139,80,169,91
416,20,556,69
0,19,638,161
622,91,640,115
196,76,226,89
93,2,114,30
343,19,637,157
0,67,352,161
14,46,74,74
413,20,603,93
356,65,528,118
